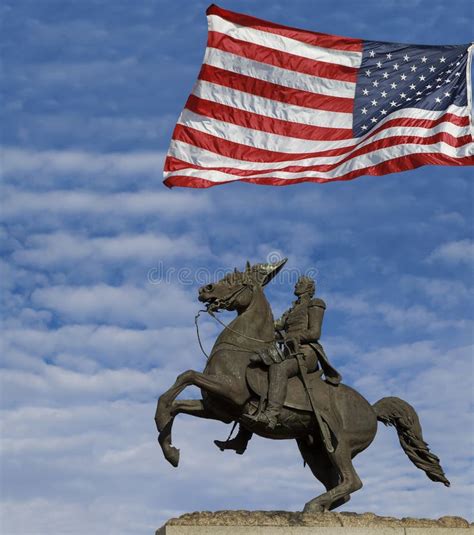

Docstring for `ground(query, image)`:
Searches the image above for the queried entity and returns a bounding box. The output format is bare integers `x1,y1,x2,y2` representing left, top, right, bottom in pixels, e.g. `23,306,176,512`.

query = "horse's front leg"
169,398,231,423
170,399,210,419
156,369,244,430
155,370,243,467
157,399,226,468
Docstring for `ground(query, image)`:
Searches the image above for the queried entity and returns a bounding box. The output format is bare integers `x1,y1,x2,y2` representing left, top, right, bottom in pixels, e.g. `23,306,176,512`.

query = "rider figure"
214,275,341,452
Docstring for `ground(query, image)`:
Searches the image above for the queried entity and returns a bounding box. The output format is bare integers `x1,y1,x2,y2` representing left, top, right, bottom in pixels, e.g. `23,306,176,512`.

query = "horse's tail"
373,396,450,487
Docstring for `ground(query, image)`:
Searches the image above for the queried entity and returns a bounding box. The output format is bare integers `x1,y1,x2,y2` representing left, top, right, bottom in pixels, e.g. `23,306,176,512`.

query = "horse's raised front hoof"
158,426,180,467
164,444,180,467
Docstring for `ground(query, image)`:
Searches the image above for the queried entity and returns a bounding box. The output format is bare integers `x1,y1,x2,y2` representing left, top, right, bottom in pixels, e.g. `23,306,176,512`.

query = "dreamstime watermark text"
147,252,318,286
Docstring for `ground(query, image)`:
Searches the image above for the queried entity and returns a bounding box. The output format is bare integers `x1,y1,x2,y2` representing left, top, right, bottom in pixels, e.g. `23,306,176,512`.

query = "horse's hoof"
165,446,180,467
303,502,326,513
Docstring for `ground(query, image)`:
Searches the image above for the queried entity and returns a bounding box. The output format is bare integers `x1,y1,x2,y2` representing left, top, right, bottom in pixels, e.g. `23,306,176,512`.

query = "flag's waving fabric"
163,4,473,188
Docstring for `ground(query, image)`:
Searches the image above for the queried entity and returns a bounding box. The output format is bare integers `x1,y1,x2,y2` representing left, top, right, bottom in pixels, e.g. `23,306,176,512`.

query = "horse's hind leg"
298,438,361,512
297,438,350,511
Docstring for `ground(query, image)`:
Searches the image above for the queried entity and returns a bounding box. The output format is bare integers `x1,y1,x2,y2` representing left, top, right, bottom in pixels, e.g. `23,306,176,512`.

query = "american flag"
163,4,473,188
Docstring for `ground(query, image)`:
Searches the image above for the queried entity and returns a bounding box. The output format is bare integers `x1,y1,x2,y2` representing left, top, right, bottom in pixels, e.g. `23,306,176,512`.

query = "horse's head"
198,257,287,313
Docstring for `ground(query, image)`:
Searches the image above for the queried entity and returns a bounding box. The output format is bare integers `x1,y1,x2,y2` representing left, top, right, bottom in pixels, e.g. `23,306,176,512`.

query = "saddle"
246,365,342,436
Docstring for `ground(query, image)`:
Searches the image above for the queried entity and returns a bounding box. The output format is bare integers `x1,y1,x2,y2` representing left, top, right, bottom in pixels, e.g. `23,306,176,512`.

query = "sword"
295,352,334,453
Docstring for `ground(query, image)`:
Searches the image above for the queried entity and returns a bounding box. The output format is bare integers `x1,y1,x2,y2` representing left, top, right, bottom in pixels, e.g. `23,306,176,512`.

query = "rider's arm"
300,299,325,343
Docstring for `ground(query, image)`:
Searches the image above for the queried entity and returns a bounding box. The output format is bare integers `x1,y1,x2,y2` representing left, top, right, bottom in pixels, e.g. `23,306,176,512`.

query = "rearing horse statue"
155,258,449,512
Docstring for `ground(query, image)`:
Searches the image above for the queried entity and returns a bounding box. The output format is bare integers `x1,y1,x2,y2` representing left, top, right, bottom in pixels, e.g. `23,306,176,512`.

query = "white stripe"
165,142,472,183
178,109,355,153
169,118,472,170
208,14,362,68
193,80,352,129
177,107,471,155
203,48,356,98
373,104,470,123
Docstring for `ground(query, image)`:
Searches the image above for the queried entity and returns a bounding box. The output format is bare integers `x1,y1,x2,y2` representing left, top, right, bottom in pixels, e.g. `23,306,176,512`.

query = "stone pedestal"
157,511,472,535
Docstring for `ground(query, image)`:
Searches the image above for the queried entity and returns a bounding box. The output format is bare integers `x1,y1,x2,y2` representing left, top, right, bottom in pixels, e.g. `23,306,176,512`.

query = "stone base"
157,511,472,535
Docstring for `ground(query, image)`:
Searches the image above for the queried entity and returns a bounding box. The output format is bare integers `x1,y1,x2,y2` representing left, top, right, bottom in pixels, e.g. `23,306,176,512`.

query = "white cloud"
328,291,467,333
434,211,465,226
1,147,165,177
1,321,214,373
428,239,474,264
400,275,469,307
1,499,156,535
376,302,459,332
1,365,167,407
1,188,211,219
329,292,372,315
12,231,208,267
30,283,194,328
0,401,170,534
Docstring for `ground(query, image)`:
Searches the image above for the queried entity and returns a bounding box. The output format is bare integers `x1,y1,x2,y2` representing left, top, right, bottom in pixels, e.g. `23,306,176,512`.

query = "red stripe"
208,31,358,83
172,124,349,162
185,95,354,141
172,112,470,163
199,64,354,113
164,153,474,188
206,5,363,53
165,131,472,176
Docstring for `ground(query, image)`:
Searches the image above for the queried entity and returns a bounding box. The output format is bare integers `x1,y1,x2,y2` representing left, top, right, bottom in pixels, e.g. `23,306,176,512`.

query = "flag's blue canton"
353,42,470,137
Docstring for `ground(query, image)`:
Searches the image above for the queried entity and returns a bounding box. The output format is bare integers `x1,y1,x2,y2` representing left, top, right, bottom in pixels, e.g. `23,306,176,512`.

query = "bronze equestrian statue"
216,274,341,453
155,258,449,513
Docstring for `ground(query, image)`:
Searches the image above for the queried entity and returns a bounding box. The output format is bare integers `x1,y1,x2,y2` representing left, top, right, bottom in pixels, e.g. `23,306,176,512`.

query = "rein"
207,309,274,344
194,309,211,360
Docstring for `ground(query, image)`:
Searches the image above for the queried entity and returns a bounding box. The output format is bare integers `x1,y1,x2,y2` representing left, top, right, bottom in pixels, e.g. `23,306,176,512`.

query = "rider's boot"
214,425,252,454
243,401,281,430
244,362,288,430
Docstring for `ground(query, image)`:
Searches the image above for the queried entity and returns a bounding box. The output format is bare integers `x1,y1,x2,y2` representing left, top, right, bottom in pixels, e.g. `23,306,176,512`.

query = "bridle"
206,281,250,313
195,279,274,359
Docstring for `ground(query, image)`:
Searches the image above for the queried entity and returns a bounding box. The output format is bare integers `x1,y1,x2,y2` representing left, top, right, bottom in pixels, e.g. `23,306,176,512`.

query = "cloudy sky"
1,1,473,534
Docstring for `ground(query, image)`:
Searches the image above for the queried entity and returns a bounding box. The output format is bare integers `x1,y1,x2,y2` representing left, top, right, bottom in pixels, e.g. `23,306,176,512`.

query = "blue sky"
1,1,473,533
